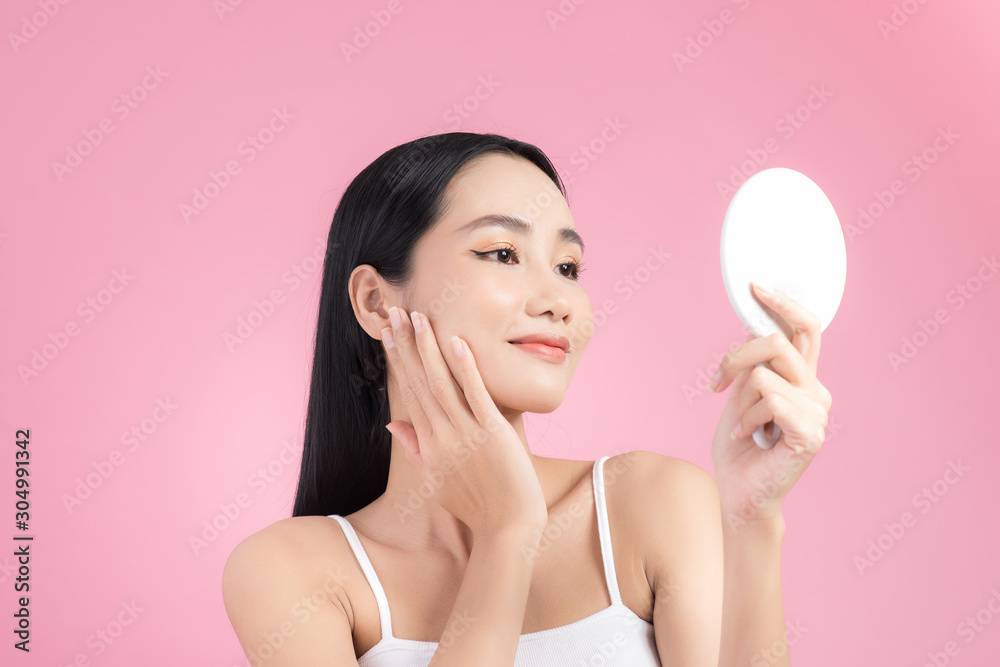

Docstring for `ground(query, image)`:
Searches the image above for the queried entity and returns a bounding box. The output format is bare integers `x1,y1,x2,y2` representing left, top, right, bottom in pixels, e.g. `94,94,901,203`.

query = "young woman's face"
403,152,594,415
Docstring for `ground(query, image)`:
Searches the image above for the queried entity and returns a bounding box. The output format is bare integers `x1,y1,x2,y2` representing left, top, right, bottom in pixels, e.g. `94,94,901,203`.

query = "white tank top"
328,455,662,666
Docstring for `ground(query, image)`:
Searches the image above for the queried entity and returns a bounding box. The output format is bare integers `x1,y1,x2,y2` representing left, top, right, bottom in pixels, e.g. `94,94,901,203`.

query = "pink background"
2,0,999,664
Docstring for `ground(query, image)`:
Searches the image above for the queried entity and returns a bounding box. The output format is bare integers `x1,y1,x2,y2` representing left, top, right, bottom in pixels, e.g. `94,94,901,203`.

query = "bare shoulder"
223,515,352,614
604,450,718,506
222,515,362,665
603,451,722,586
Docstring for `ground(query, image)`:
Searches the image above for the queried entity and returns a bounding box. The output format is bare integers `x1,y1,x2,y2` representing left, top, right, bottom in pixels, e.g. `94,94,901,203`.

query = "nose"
523,264,574,324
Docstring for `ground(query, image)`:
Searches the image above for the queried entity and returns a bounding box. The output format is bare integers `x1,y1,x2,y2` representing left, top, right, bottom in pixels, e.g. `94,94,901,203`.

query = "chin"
491,385,567,415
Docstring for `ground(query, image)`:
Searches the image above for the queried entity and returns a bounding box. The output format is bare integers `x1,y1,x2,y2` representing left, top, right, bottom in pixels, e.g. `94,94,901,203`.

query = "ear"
348,264,394,340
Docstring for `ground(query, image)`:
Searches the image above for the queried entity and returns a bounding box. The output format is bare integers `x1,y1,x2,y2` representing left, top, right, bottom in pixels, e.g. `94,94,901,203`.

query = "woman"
222,132,832,666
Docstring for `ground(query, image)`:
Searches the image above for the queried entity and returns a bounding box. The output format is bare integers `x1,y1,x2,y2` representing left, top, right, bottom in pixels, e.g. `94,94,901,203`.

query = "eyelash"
473,243,586,281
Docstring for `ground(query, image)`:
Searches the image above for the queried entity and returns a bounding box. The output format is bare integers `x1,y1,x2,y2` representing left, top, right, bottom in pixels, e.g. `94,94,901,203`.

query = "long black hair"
291,132,568,518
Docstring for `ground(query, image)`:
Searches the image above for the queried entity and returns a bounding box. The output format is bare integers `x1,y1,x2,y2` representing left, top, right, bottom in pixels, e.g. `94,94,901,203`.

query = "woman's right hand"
380,305,548,539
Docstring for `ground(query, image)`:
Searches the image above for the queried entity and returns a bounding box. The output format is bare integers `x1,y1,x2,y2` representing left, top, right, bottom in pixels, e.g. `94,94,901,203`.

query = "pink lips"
509,341,567,363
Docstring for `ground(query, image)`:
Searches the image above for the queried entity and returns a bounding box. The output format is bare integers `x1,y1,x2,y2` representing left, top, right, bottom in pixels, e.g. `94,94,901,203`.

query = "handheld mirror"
720,167,846,449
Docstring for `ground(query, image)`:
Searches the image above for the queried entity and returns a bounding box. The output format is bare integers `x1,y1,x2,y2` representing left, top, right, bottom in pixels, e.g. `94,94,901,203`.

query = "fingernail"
754,282,772,297
730,423,742,439
451,335,464,357
410,311,422,332
389,306,402,329
709,369,721,392
382,327,395,349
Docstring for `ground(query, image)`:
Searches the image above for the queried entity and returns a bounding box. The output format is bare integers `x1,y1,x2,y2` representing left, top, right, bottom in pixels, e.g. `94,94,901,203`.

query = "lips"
508,332,570,352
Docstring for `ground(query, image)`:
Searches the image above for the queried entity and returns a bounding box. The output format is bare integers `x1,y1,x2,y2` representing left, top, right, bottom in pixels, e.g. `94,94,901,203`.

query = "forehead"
437,153,573,231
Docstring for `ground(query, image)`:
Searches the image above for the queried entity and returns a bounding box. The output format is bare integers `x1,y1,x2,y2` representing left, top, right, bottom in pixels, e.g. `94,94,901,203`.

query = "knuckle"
427,375,449,399
407,374,425,396
400,385,420,408
464,389,484,414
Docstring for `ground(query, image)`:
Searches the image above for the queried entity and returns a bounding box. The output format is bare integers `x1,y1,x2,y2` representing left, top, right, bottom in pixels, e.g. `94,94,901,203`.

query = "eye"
474,245,586,282
559,260,586,281
482,245,518,265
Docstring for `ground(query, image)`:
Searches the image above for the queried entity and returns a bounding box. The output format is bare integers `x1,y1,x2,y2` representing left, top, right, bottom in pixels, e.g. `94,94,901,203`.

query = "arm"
719,516,787,667
222,518,362,666
428,523,544,667
634,452,791,667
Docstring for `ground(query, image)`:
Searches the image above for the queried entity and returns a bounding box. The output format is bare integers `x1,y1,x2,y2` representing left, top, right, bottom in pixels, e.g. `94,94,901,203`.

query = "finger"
387,306,450,431
408,310,470,426
381,327,433,443
711,332,810,393
735,389,826,455
733,391,794,442
448,335,507,432
734,364,806,428
751,282,822,373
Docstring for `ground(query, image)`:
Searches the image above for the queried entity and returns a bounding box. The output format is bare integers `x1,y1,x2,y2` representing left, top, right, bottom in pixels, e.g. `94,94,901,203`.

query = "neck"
371,407,547,563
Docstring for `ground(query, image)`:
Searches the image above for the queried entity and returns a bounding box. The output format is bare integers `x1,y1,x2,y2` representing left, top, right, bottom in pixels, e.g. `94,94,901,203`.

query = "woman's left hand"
709,282,833,529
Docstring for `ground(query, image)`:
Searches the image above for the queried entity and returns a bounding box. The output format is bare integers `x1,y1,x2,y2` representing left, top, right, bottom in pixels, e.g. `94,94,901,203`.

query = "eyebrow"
455,214,585,255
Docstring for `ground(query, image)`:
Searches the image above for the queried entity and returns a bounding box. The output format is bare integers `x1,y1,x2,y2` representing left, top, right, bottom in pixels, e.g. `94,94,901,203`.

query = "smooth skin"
221,153,832,666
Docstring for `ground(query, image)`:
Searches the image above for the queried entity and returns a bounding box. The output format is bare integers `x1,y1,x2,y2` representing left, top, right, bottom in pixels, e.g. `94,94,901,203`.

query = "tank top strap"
592,456,624,606
328,515,394,641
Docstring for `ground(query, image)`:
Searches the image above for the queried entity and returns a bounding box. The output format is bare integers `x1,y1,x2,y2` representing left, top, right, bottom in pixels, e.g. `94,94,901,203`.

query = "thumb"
386,421,422,470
